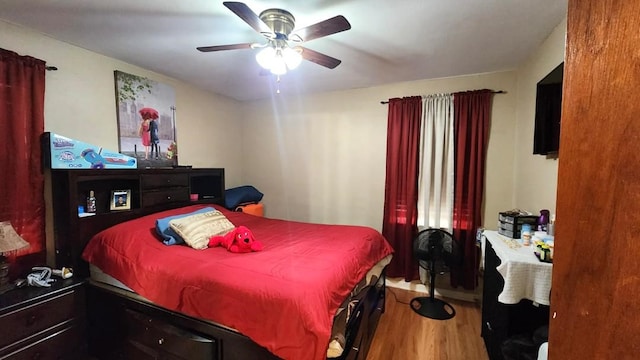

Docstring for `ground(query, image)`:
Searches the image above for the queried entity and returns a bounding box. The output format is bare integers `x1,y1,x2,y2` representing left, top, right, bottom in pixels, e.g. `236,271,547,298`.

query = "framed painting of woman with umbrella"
114,70,177,168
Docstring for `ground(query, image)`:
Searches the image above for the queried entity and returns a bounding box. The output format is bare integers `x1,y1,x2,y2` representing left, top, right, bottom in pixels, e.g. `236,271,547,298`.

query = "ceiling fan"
197,2,351,76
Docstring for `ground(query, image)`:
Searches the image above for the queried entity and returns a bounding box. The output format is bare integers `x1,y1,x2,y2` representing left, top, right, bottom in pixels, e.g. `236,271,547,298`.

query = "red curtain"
451,89,493,290
382,96,422,281
0,49,46,274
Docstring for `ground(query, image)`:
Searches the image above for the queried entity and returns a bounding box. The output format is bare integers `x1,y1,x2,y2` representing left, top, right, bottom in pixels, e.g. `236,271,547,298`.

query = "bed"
49,168,393,360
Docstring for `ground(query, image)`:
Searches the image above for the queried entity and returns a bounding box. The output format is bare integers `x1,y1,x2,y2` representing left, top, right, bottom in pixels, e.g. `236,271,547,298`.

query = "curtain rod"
46,66,58,71
380,90,505,104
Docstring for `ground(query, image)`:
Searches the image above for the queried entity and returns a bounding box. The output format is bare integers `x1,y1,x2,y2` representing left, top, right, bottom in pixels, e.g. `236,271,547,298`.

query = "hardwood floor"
367,287,488,360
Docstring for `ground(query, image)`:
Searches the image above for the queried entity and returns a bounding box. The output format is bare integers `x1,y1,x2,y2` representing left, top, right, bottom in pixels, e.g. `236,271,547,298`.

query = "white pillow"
169,210,235,249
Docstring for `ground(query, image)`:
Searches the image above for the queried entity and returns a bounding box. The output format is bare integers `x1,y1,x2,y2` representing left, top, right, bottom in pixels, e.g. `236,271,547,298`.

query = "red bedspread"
82,205,393,360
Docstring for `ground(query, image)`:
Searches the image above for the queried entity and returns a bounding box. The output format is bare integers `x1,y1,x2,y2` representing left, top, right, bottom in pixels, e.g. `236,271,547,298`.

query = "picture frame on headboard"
114,70,178,168
110,189,131,211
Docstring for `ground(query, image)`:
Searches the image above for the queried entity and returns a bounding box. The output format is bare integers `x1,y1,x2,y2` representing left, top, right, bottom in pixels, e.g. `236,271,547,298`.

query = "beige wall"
0,20,243,181
513,18,567,217
1,16,566,239
241,71,518,231
1,20,243,264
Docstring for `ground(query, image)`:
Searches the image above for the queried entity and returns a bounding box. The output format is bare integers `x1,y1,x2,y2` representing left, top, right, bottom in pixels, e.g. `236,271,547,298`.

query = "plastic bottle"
547,213,555,236
538,209,550,232
521,223,532,245
87,190,97,213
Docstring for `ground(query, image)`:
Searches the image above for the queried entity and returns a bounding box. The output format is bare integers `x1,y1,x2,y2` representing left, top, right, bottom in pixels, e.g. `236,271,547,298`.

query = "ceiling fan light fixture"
283,47,302,70
270,53,287,75
256,44,302,75
256,46,276,69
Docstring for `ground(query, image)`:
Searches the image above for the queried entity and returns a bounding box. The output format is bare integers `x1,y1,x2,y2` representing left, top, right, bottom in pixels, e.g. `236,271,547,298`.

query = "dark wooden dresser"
0,278,86,359
122,307,216,360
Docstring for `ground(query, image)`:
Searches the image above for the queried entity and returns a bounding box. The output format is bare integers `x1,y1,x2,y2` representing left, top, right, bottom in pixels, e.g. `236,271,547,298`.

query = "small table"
481,230,552,360
483,230,553,305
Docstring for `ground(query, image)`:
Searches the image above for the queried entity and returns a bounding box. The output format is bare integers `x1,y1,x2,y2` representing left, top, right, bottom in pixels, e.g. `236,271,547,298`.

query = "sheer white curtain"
417,93,454,232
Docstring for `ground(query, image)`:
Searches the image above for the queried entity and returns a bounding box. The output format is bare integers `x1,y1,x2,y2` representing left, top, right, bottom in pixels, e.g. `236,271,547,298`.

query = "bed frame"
49,168,386,360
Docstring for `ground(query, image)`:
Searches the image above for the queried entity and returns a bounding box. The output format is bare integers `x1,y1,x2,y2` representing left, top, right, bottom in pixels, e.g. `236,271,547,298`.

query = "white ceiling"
0,0,567,102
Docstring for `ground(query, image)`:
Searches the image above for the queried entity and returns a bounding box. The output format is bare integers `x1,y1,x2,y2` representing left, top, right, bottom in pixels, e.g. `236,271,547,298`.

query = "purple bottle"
538,209,550,232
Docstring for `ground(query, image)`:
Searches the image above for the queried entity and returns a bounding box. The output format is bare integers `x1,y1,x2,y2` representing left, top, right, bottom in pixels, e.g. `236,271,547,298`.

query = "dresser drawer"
0,288,81,350
2,323,83,360
142,188,190,207
125,340,186,360
124,309,216,360
141,174,189,189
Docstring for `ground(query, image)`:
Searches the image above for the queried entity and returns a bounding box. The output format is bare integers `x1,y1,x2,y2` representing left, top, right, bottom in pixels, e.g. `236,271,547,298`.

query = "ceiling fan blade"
300,47,342,69
290,16,351,42
197,43,254,52
223,2,273,36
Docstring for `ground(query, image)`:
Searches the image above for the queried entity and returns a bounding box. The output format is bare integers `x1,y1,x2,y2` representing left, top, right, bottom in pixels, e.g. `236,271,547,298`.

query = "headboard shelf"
48,168,225,274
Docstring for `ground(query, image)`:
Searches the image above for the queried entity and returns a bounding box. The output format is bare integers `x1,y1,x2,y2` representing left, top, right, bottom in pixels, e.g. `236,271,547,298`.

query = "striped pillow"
169,210,235,249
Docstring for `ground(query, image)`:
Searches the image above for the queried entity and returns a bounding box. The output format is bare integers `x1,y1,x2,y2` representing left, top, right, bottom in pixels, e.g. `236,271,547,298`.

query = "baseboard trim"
385,277,481,303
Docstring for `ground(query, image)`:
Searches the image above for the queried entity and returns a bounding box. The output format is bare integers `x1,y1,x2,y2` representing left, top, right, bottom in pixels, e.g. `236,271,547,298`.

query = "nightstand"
0,277,87,359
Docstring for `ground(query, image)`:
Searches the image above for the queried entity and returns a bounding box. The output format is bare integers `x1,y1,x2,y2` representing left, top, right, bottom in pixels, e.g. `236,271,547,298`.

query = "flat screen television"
533,62,564,155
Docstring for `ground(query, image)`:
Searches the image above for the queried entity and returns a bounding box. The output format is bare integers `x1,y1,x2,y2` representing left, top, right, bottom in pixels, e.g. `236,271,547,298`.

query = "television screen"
533,62,564,155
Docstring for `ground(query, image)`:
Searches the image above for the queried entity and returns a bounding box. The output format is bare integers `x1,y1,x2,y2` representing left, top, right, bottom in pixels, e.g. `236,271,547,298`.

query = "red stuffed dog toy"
208,226,263,253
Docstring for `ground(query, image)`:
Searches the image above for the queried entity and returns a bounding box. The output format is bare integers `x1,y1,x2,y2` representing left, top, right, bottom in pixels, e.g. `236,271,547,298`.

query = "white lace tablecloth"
483,230,553,306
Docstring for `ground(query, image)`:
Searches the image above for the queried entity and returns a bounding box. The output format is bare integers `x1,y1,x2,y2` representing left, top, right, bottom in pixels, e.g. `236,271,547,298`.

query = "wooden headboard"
48,168,225,275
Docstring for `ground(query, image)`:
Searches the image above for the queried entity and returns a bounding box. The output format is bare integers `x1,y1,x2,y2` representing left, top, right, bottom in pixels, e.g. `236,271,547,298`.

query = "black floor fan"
410,228,460,320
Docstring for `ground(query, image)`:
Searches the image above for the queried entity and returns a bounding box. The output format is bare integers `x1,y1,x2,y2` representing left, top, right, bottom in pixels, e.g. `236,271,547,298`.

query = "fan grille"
413,228,458,273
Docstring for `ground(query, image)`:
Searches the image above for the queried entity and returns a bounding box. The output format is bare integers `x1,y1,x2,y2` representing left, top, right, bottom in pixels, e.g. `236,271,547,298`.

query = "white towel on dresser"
484,230,553,305
537,342,549,360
